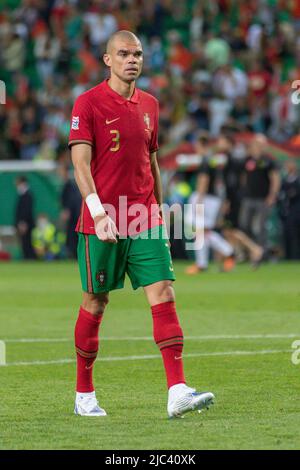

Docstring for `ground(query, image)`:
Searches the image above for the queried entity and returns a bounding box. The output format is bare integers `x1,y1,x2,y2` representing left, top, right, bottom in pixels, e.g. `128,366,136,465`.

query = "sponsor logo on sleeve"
72,116,79,130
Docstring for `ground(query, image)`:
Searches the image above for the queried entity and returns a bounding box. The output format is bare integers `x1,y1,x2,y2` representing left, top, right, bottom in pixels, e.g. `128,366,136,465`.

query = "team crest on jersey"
96,269,106,287
144,113,150,129
71,116,79,130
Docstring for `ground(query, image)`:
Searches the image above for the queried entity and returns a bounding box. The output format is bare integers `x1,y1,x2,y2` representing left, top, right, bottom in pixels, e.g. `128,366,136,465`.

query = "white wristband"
85,193,106,219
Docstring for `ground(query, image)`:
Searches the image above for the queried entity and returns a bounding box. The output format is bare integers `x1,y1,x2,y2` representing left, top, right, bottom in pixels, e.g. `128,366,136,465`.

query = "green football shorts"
77,225,176,293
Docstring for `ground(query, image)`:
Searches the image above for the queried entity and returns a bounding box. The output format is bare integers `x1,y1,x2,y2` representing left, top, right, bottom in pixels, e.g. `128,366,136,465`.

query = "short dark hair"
219,132,235,147
16,175,28,184
197,131,210,146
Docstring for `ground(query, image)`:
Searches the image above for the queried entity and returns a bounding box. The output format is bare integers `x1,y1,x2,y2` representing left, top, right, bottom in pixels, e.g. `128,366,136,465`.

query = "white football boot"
74,391,107,417
167,383,215,418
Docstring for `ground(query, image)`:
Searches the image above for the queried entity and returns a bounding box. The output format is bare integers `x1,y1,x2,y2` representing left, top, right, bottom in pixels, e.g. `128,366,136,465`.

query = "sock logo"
175,356,182,360
96,269,106,287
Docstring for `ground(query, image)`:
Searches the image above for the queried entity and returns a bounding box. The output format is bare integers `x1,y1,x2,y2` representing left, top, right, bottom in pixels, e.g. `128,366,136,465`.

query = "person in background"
58,164,81,259
32,213,65,261
185,135,235,274
19,105,42,160
220,133,264,266
15,176,36,260
278,160,300,259
239,134,281,252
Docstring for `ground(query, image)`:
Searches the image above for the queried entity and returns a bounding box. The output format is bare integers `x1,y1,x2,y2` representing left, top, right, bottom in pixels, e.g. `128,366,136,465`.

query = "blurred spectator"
1,31,25,74
239,134,281,250
34,31,60,83
32,213,65,260
213,64,248,102
58,163,81,259
83,2,118,56
1,0,300,154
204,32,231,70
19,104,42,160
15,176,36,260
278,160,300,259
225,96,251,132
185,135,235,274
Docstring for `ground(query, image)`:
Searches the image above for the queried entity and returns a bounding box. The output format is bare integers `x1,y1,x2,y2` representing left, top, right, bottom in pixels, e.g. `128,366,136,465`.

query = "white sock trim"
168,383,188,400
76,391,95,399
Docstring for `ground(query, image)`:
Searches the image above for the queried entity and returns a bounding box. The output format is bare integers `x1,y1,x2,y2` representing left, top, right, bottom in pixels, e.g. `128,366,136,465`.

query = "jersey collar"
103,79,140,104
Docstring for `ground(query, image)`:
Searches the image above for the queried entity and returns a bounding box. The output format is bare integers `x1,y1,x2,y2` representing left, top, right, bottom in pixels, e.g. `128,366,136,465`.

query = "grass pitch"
0,261,299,450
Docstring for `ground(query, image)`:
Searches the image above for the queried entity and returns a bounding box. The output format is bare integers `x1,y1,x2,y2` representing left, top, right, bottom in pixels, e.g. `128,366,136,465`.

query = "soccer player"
69,30,214,418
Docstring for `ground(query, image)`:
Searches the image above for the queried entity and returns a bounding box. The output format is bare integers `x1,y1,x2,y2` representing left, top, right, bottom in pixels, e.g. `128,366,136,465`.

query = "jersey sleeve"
150,99,159,154
68,94,94,148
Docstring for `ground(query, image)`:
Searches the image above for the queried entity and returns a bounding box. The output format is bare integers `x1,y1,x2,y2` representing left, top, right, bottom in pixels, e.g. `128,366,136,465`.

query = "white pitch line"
2,333,300,343
1,349,291,367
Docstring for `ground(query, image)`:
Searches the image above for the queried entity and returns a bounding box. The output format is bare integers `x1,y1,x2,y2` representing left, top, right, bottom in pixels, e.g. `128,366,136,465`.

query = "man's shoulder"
262,154,277,167
74,83,105,106
137,88,159,107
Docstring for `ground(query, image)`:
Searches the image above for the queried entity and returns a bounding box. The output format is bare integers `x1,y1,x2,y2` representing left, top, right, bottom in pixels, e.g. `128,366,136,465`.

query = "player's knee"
163,285,175,303
82,293,109,315
154,283,175,305
96,294,109,314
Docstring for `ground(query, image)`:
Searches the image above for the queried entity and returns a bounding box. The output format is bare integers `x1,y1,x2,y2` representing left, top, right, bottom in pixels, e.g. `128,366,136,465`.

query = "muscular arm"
70,143,118,242
196,173,209,198
71,143,96,199
150,152,163,207
266,169,281,206
269,169,281,198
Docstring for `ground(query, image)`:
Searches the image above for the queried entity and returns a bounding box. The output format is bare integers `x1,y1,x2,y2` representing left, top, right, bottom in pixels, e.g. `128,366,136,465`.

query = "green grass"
0,261,300,450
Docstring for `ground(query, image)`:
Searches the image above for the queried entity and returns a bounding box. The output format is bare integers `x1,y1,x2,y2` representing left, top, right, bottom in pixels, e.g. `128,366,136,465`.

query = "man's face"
104,39,143,83
216,136,231,153
250,136,266,158
285,160,297,174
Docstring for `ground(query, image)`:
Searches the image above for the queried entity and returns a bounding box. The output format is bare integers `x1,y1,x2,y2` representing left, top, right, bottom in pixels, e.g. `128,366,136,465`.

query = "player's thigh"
126,224,176,291
77,233,128,294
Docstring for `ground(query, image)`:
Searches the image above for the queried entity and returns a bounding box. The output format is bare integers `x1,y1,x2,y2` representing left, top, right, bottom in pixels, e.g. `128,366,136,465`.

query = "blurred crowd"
1,0,300,162
166,132,300,268
14,167,81,260
11,132,300,264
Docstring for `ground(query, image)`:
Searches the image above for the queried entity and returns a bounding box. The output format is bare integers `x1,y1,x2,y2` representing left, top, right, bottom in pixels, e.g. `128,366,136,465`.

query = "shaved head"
106,30,141,54
103,30,143,86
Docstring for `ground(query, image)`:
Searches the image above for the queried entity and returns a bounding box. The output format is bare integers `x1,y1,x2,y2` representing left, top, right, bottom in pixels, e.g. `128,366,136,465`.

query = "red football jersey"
69,79,162,236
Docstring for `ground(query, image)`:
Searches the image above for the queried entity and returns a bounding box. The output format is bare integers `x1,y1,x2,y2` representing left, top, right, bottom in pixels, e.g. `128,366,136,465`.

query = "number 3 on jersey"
110,130,120,152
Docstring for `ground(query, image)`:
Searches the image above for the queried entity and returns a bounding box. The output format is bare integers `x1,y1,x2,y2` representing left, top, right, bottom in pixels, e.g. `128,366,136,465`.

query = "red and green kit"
69,80,175,293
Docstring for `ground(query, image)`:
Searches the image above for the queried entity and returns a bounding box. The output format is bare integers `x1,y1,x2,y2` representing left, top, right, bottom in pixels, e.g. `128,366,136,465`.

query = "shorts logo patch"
71,116,79,130
96,269,106,287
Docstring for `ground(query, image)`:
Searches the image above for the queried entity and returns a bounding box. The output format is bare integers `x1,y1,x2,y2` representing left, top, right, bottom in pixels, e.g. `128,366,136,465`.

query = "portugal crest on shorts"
96,270,106,287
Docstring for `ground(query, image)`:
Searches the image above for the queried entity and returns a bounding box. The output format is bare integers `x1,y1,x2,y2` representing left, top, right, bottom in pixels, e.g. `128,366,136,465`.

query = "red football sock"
75,306,103,393
151,301,186,388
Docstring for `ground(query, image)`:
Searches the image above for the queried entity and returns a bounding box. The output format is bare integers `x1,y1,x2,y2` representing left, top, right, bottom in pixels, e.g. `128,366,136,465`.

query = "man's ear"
103,53,111,67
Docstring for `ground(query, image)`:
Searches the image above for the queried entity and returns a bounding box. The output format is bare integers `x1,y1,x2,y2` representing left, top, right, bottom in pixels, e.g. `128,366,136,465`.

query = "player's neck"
107,76,135,100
